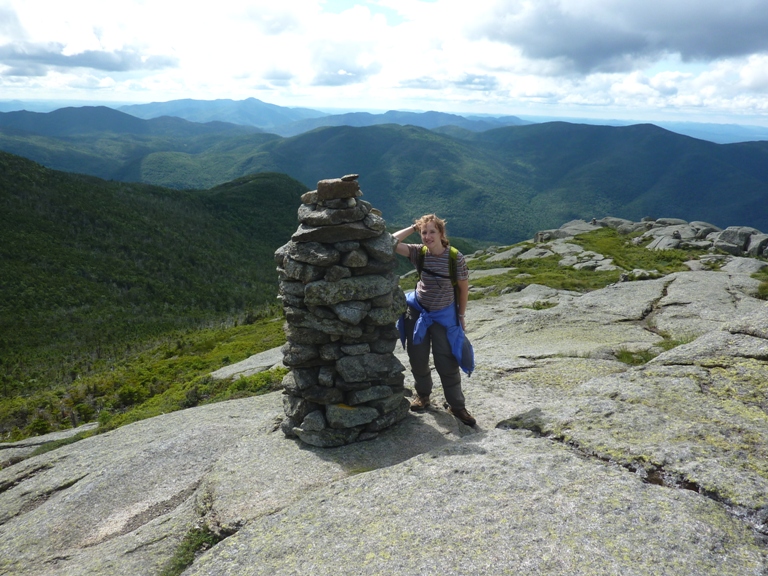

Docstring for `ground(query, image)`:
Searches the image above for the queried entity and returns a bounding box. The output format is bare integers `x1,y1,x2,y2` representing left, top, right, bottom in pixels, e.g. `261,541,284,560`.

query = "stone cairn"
274,175,409,447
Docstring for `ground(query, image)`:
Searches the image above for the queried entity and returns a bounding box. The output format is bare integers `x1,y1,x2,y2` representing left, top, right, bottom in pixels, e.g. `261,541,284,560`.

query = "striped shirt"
406,244,469,311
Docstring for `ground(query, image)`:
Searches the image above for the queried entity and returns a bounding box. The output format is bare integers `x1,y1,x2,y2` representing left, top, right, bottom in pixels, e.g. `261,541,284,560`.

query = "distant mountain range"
652,121,768,145
1,105,767,244
268,109,530,137
0,105,263,138
3,96,768,143
114,97,768,142
0,106,276,186
117,97,325,133
526,115,768,145
116,97,530,137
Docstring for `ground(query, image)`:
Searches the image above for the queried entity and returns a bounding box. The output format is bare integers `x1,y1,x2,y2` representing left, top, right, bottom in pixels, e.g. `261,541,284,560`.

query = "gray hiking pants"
403,305,466,409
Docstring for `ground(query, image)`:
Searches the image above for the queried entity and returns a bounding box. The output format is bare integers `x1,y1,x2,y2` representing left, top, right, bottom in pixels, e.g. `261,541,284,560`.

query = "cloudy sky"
1,0,768,125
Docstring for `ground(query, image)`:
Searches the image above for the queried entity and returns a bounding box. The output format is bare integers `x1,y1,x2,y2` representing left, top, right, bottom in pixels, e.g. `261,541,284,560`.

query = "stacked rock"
274,174,409,447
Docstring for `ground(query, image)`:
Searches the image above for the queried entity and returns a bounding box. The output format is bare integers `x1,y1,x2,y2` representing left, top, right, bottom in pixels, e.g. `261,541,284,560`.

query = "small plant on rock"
160,526,225,576
615,347,659,365
753,269,768,300
523,301,557,311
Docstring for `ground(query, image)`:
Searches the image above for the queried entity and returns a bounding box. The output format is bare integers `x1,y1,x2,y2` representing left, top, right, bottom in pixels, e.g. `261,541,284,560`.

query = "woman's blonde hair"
414,214,449,247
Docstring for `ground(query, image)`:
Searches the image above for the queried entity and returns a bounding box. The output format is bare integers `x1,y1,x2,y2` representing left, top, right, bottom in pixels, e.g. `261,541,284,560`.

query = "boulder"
616,221,650,234
690,220,721,239
325,403,380,429
518,247,555,260
286,241,341,266
720,257,768,274
335,353,405,383
316,177,361,200
534,219,599,242
646,236,681,250
654,217,689,226
746,233,768,257
361,233,398,262
304,274,398,306
297,203,369,227
485,246,526,262
597,216,635,229
281,257,326,283
333,301,370,325
294,424,361,447
340,248,369,268
292,222,382,243
468,267,516,279
210,348,285,380
345,385,393,406
714,226,760,251
643,224,697,240
548,241,584,256
714,239,744,256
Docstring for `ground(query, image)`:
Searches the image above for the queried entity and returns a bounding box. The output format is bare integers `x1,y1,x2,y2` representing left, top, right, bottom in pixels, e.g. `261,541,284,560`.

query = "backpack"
416,245,460,304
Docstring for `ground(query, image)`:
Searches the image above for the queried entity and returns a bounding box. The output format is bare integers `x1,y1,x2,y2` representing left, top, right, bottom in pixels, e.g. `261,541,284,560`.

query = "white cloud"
0,4,23,41
244,5,305,35
0,0,766,124
0,42,177,76
738,55,768,93
471,0,768,73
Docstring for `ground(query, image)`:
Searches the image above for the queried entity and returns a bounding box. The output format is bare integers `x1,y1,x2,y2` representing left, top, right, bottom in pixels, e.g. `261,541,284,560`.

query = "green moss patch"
469,255,621,298
752,268,768,300
160,527,225,576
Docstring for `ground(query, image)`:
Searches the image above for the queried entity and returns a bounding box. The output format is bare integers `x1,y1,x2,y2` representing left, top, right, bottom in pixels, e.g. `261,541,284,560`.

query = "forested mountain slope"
0,151,305,395
239,122,768,242
0,107,274,183
2,108,768,243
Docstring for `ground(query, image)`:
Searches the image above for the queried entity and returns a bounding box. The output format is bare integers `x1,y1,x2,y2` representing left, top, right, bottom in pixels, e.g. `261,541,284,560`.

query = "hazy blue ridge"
271,109,530,137
0,106,264,137
118,97,327,130
0,107,277,182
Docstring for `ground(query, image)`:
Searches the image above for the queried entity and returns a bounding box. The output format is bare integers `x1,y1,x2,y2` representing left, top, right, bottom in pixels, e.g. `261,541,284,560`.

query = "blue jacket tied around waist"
397,291,475,376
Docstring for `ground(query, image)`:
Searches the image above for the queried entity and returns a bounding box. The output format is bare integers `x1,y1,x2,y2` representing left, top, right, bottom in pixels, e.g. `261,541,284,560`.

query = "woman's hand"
393,224,417,256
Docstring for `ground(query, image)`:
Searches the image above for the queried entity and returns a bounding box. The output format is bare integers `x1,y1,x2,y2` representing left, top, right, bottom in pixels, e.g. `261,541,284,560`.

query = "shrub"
753,269,768,300
615,348,658,365
569,228,699,274
1,316,287,441
26,417,51,436
160,527,225,576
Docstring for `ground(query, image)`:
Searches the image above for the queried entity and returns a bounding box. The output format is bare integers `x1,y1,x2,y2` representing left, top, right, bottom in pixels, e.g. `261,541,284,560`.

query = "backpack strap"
448,246,458,287
417,245,428,280
448,246,459,308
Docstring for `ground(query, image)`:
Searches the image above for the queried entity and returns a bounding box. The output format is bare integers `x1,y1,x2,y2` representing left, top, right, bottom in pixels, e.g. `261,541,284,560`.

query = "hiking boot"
410,394,431,411
448,406,476,427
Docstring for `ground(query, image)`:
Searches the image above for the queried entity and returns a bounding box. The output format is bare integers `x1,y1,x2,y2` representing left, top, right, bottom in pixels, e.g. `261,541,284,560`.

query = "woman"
393,214,476,427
